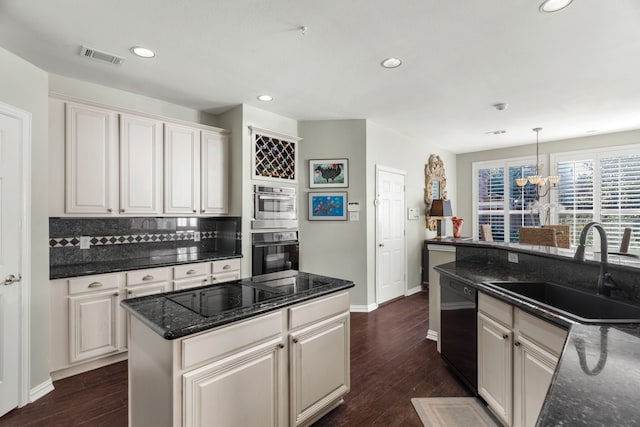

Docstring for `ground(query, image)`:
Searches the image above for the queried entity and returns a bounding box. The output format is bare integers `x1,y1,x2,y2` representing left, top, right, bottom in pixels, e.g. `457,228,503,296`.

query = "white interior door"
0,103,27,416
376,166,406,304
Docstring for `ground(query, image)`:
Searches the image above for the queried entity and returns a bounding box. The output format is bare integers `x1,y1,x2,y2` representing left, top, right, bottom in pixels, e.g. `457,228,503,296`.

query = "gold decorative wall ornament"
424,154,447,229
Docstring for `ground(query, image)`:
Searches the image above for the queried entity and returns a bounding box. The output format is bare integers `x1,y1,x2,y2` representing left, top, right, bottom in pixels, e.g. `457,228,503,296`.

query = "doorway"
375,166,406,304
0,101,31,416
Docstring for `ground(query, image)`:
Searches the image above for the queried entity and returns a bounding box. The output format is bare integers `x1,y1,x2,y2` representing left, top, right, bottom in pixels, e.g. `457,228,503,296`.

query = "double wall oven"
252,184,300,276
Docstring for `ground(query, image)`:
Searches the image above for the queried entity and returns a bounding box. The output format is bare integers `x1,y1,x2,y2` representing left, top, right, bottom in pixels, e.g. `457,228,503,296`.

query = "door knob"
3,274,21,285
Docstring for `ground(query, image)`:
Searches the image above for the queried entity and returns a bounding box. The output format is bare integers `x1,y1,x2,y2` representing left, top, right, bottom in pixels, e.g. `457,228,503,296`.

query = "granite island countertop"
434,261,640,427
50,251,242,279
120,270,354,339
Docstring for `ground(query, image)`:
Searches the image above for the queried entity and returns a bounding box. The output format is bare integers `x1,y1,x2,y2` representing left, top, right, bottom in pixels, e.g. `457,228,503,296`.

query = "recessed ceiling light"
381,58,402,69
539,0,573,13
257,95,273,102
130,46,155,58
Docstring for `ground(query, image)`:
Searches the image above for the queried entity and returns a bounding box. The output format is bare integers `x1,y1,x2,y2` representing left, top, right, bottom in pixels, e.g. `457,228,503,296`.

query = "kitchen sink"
485,281,640,323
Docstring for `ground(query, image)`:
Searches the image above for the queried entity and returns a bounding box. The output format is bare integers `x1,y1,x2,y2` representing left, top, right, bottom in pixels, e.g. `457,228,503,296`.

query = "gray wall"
298,120,368,307
0,46,49,388
456,129,640,236
366,122,457,303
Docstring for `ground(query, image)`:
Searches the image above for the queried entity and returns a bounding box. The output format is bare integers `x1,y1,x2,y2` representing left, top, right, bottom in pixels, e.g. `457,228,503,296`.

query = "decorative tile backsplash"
49,216,241,267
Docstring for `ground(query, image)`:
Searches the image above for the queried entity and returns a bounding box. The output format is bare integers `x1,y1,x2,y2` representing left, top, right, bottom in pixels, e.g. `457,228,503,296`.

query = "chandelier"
515,127,560,199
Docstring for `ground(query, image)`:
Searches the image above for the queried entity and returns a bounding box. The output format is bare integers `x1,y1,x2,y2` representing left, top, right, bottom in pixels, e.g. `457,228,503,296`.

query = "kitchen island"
121,270,354,427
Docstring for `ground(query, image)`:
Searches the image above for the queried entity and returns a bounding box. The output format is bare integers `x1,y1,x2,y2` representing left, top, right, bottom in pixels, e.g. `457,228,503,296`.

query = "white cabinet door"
183,339,285,427
290,314,350,427
164,123,200,214
119,114,163,214
65,103,118,214
201,131,229,214
69,291,120,363
513,335,560,427
478,312,513,426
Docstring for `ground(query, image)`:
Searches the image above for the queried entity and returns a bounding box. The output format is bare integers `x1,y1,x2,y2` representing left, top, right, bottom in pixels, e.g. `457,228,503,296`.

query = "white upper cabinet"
65,102,118,214
201,131,229,214
119,114,163,215
164,123,201,214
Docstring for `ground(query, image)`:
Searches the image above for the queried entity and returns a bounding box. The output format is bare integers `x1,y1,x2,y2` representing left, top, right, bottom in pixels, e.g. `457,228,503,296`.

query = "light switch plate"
349,211,359,221
508,252,518,263
194,231,201,242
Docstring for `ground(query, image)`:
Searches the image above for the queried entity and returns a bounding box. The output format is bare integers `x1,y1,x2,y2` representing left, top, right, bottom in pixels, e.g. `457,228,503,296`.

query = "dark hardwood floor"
0,290,470,426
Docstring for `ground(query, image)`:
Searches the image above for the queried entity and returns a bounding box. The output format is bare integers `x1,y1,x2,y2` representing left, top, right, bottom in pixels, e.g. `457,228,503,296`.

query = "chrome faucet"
573,222,616,296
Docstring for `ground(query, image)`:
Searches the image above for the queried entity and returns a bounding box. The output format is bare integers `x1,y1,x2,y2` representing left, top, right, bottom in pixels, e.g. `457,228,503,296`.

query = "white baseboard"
405,286,422,296
350,303,378,312
29,377,54,403
426,329,438,342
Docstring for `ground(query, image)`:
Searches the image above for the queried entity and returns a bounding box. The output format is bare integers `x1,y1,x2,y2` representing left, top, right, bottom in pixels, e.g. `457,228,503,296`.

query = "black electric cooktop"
166,271,332,318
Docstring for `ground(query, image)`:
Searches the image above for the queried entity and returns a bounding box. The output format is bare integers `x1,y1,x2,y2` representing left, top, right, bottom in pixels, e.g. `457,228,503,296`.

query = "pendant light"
515,127,560,199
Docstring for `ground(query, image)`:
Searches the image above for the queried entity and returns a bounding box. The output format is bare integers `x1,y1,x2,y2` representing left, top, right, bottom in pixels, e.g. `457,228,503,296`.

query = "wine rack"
254,133,296,181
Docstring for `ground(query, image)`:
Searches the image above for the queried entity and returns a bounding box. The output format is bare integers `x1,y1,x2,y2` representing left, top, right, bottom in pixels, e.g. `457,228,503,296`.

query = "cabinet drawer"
212,258,240,273
173,277,211,291
479,292,513,327
181,311,282,370
174,262,210,280
68,273,122,295
289,291,350,330
127,267,171,286
211,271,240,284
515,308,568,356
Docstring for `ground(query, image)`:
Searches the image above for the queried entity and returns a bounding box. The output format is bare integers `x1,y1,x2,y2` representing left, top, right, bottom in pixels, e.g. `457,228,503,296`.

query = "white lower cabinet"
478,312,513,425
289,314,350,427
183,338,284,427
69,290,121,363
127,290,351,427
478,292,568,427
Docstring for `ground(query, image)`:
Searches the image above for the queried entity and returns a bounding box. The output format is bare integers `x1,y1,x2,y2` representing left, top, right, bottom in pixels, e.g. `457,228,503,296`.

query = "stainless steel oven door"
252,231,299,276
254,193,297,220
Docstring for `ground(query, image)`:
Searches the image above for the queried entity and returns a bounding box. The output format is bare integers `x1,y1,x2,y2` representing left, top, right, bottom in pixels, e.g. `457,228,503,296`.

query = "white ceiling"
1,0,639,153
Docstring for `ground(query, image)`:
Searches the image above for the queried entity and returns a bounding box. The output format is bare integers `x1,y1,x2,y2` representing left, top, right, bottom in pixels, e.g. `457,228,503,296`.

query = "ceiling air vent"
79,46,125,65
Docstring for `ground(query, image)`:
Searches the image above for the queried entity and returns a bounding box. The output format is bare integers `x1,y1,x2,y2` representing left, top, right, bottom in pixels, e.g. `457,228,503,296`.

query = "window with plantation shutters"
473,158,538,242
555,159,594,246
551,146,640,251
599,153,640,248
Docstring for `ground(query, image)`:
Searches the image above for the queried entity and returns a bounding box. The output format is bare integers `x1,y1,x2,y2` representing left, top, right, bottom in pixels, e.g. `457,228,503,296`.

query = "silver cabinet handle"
192,209,197,213
222,265,231,270
378,243,384,247
108,208,113,213
88,282,103,288
142,275,154,281
3,274,21,286
186,269,197,275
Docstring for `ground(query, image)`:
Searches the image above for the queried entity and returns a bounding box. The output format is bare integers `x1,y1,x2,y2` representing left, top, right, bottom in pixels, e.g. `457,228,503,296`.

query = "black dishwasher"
440,274,477,394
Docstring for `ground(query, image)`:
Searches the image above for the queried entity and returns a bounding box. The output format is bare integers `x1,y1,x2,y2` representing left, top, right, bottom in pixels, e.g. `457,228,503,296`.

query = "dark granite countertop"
426,237,640,273
120,270,354,340
434,261,640,427
50,251,242,279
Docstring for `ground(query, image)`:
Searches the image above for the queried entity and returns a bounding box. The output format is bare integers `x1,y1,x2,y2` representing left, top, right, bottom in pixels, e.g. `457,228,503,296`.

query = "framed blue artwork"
308,192,347,221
